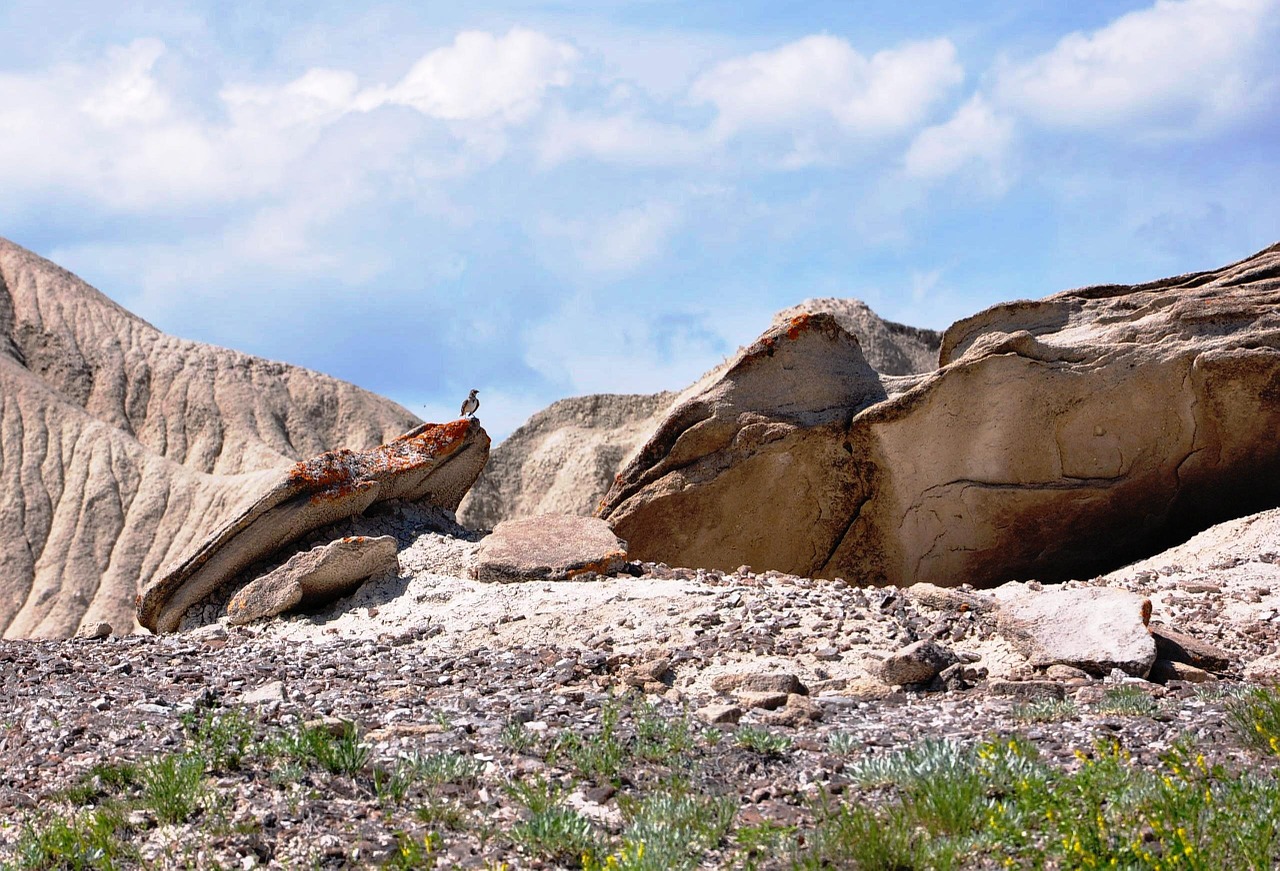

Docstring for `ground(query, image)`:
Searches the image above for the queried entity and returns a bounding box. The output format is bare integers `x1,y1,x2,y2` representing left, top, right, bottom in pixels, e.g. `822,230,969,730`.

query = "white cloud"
361,28,578,123
904,95,1015,185
690,35,963,139
540,199,684,276
996,0,1280,135
538,108,708,167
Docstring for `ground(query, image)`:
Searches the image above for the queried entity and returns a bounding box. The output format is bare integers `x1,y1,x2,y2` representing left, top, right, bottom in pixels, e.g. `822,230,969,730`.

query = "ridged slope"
0,238,420,638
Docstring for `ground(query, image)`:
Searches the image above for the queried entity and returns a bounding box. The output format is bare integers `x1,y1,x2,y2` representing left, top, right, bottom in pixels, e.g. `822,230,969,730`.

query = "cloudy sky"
2,0,1277,439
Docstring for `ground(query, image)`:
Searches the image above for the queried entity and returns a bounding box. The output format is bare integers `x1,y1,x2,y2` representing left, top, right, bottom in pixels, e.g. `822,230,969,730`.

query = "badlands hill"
458,301,939,529
0,238,421,638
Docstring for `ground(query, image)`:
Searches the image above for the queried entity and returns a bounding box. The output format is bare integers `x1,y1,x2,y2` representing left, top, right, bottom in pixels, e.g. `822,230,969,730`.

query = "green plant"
825,731,858,755
1013,698,1078,723
12,805,135,871
1093,685,1158,716
282,721,369,775
731,820,795,871
180,707,255,771
1228,685,1280,754
385,830,441,870
552,701,627,782
632,701,694,763
500,719,534,754
610,783,735,871
734,726,792,756
140,752,208,825
796,797,920,870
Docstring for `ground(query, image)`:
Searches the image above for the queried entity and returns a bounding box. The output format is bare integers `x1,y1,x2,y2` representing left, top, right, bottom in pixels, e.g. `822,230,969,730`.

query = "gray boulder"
996,586,1156,678
470,514,627,582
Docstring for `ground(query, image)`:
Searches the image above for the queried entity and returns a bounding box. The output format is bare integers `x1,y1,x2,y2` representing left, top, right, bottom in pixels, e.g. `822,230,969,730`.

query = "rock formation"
601,242,1280,588
137,419,490,633
0,238,421,638
461,298,939,529
458,393,676,529
771,298,941,375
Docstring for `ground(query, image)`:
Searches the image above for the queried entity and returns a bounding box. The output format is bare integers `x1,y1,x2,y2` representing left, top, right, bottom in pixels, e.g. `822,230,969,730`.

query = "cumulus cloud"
540,199,684,275
904,95,1015,185
690,35,963,139
538,109,709,167
996,0,1280,135
359,28,578,123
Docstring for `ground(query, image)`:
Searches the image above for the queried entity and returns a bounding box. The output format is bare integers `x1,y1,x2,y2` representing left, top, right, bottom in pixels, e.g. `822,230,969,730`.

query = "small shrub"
500,719,534,754
1228,685,1280,755
612,784,735,871
633,701,694,763
13,805,134,871
282,721,369,775
140,752,208,825
1093,685,1158,716
510,806,600,865
734,726,792,756
181,707,255,771
825,731,858,755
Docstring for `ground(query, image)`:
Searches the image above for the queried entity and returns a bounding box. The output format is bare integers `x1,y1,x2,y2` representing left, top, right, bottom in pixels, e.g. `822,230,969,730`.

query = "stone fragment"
1149,659,1215,684
1148,624,1231,672
760,694,823,727
877,639,958,686
996,587,1156,678
987,679,1067,701
1042,664,1092,680
619,657,670,687
938,662,987,690
470,515,627,583
1244,651,1280,682
75,622,112,639
137,419,489,633
904,583,995,614
227,536,399,625
738,692,790,711
698,704,744,725
240,680,286,705
710,672,806,695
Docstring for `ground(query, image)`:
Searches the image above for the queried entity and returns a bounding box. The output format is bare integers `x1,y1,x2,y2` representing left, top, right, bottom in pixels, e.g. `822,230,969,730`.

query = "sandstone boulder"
600,243,1280,588
137,419,489,633
877,639,958,686
0,238,420,638
462,297,943,529
996,587,1156,678
227,535,399,625
470,514,626,582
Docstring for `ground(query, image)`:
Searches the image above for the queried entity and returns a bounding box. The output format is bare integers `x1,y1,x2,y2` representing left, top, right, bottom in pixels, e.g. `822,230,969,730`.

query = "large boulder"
470,514,627,582
461,298,942,529
996,586,1156,677
600,242,1280,587
137,419,489,633
0,238,420,638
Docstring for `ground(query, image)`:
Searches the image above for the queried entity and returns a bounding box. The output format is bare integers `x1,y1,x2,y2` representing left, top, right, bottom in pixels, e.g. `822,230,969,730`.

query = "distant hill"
0,238,420,638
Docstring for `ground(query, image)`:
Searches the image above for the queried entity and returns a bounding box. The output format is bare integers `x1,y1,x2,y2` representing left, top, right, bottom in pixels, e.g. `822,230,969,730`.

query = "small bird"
460,389,480,418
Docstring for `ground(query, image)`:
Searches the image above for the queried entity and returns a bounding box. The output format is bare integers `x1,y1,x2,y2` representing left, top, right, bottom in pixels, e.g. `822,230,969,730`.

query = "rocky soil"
4,508,1280,868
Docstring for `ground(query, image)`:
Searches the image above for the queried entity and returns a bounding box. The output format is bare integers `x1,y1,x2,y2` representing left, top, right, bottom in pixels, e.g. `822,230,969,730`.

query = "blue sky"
2,0,1277,440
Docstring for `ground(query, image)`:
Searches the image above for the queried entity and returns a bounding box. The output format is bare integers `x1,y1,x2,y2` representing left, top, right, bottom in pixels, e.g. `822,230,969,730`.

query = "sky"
1,0,1277,441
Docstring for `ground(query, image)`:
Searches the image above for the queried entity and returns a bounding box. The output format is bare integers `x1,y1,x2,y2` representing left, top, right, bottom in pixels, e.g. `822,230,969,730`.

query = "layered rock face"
601,242,1280,588
458,393,675,529
0,238,421,638
461,298,940,529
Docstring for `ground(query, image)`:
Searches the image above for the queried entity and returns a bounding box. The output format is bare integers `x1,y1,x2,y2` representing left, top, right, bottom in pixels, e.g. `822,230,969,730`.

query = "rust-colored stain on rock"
786,313,812,340
288,420,472,497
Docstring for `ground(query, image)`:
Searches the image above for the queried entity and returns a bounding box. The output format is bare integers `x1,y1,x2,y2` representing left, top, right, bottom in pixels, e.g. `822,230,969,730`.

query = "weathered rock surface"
601,243,1280,588
463,297,943,530
877,639,959,686
458,393,676,529
138,419,489,633
470,514,626,583
771,297,941,375
227,535,399,625
0,238,420,638
996,586,1156,677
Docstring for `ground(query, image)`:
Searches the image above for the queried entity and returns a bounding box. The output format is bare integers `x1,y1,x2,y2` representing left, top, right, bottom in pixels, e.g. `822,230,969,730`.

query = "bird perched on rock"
460,389,480,418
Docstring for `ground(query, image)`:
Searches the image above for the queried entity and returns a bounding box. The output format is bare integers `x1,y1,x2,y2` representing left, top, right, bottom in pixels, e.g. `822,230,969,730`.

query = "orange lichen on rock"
288,419,473,495
786,313,812,340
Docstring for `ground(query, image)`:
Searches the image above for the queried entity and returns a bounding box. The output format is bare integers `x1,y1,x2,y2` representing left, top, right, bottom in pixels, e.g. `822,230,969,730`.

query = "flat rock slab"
996,587,1156,678
470,515,627,582
227,536,399,625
